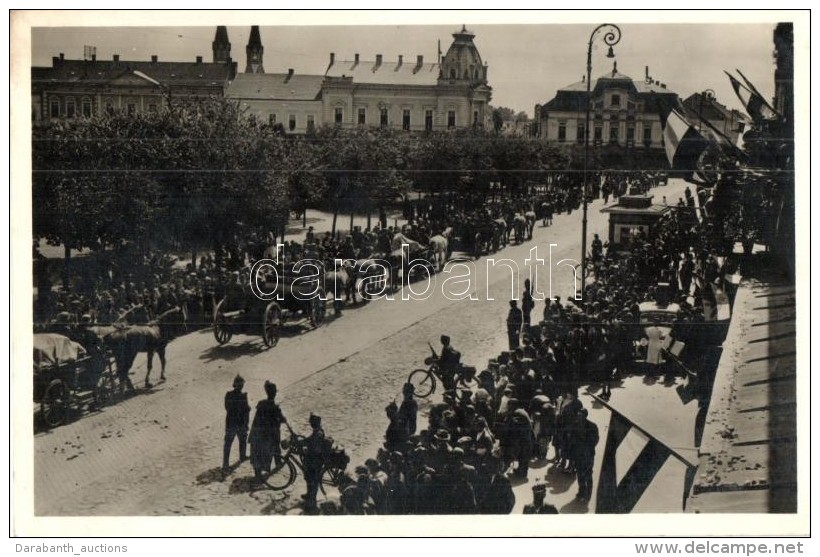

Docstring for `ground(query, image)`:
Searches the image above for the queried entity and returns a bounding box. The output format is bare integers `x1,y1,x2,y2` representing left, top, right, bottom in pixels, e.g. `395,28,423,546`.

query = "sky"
28,13,787,117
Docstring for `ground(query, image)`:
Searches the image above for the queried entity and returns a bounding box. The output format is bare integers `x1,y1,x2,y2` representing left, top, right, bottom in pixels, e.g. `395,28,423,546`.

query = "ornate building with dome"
226,25,493,133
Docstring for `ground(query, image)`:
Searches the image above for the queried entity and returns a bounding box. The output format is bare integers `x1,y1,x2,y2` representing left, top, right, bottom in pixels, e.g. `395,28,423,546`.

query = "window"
147,104,157,113
450,69,456,79
81,98,92,117
627,126,635,142
557,122,567,142
611,94,621,107
127,103,136,116
334,107,343,125
425,110,433,132
643,125,652,144
307,114,315,131
289,114,296,131
402,109,411,131
106,102,114,115
473,110,479,127
627,100,636,111
357,107,366,126
49,98,60,118
65,99,76,118
594,126,603,141
269,114,277,125
447,110,456,128
609,125,619,143
577,124,585,144
380,107,389,127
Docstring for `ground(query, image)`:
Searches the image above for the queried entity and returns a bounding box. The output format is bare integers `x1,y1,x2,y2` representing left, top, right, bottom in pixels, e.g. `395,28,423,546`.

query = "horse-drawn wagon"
33,333,117,428
212,272,327,348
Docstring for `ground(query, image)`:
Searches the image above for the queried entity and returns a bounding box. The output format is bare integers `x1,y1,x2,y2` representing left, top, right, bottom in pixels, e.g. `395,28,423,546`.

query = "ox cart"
213,275,327,348
33,333,117,428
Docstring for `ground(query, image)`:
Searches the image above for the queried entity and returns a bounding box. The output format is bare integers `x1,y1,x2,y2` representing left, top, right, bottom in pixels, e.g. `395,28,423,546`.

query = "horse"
512,214,528,244
524,210,537,240
107,308,181,389
324,262,357,315
429,227,453,271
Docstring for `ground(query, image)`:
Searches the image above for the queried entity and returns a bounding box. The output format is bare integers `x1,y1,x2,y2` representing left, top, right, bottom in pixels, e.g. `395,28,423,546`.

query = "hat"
264,380,277,397
456,436,473,446
365,458,379,468
402,382,415,395
233,374,245,387
434,429,451,442
309,413,322,427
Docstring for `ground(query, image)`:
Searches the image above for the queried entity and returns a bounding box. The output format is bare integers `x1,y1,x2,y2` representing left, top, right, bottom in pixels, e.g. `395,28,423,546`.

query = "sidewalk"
686,252,797,513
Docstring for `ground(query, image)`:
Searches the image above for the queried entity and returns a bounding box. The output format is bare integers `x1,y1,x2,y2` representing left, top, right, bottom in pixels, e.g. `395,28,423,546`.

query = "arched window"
450,68,456,79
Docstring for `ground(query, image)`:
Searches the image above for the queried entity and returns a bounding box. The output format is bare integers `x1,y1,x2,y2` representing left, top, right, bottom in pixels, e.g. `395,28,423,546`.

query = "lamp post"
582,23,621,299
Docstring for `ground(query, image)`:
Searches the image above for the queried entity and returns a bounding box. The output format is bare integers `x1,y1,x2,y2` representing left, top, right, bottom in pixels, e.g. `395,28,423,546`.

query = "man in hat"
222,375,251,473
301,413,326,513
249,381,287,482
507,300,523,350
523,483,559,514
574,408,599,502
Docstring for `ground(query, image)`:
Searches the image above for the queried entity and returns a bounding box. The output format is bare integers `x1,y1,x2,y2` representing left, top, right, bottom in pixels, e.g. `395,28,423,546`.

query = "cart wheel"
213,300,232,345
41,379,70,427
263,302,281,348
407,368,436,398
94,371,115,408
309,289,327,328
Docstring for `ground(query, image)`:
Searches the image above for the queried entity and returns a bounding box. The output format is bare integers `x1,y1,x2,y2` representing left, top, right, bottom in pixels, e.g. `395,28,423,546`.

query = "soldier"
222,374,250,473
249,381,287,482
507,300,523,350
574,408,599,502
438,335,461,391
398,382,419,437
301,413,327,514
523,483,559,514
522,279,535,328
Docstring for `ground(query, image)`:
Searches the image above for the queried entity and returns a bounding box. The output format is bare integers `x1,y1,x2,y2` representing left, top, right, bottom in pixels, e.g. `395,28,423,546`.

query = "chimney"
413,54,423,74
397,54,403,70
196,56,203,64
113,54,120,62
374,54,382,71
329,52,335,65
661,83,666,89
582,75,585,83
286,68,294,82
151,55,158,63
354,53,360,65
52,56,60,67
59,52,65,61
91,54,96,62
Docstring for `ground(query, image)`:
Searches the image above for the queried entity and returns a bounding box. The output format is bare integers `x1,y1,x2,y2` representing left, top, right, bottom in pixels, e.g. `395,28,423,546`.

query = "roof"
325,59,441,86
600,203,671,216
541,70,676,109
225,73,323,101
32,59,235,88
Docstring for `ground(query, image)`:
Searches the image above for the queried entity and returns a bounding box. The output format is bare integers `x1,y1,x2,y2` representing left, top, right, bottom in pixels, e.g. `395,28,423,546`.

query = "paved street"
33,179,691,517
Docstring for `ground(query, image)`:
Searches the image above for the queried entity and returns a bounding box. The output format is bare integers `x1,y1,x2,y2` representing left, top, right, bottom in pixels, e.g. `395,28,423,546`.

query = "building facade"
32,28,238,123
681,91,748,146
535,64,678,152
226,25,492,133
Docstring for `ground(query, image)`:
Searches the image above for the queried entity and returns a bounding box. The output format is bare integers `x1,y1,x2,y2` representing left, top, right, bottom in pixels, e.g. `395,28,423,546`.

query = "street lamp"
582,23,621,299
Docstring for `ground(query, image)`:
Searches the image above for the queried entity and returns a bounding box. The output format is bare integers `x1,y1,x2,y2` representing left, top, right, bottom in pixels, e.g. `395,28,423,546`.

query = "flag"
736,68,779,117
725,71,778,122
680,100,748,162
662,108,711,174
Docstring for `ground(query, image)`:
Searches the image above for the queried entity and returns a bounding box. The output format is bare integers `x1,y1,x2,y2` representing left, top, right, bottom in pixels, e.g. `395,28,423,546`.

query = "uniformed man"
523,483,559,514
522,279,535,328
574,408,599,502
438,335,461,391
301,413,326,514
507,300,523,350
248,381,287,482
222,374,250,473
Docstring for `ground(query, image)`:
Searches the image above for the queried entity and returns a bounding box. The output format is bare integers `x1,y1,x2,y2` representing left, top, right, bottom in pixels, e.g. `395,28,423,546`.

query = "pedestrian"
301,413,326,514
222,374,250,473
398,382,419,437
522,279,535,328
523,483,559,514
507,299,523,350
248,380,287,482
575,408,599,502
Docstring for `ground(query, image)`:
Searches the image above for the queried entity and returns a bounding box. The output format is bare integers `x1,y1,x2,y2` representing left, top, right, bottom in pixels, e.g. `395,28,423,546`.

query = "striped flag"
725,71,778,122
662,108,711,174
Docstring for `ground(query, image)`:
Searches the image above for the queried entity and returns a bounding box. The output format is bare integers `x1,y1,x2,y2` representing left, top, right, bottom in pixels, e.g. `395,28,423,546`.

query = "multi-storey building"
681,91,748,146
225,25,492,133
31,26,238,122
534,64,678,152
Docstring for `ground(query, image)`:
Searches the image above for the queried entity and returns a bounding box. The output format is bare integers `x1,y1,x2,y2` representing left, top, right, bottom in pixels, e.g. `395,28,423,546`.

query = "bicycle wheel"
320,466,345,495
408,368,435,398
265,458,297,491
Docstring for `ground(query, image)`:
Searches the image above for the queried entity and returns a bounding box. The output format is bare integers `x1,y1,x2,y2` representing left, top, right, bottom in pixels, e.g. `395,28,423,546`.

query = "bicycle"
406,344,476,399
262,426,350,493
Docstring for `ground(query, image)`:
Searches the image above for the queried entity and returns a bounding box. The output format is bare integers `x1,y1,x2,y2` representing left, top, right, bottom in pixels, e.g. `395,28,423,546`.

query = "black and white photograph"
10,9,809,538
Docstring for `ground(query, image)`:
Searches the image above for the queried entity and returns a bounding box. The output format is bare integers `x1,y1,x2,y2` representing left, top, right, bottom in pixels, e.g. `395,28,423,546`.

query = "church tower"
245,25,265,74
439,25,488,84
212,26,231,64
